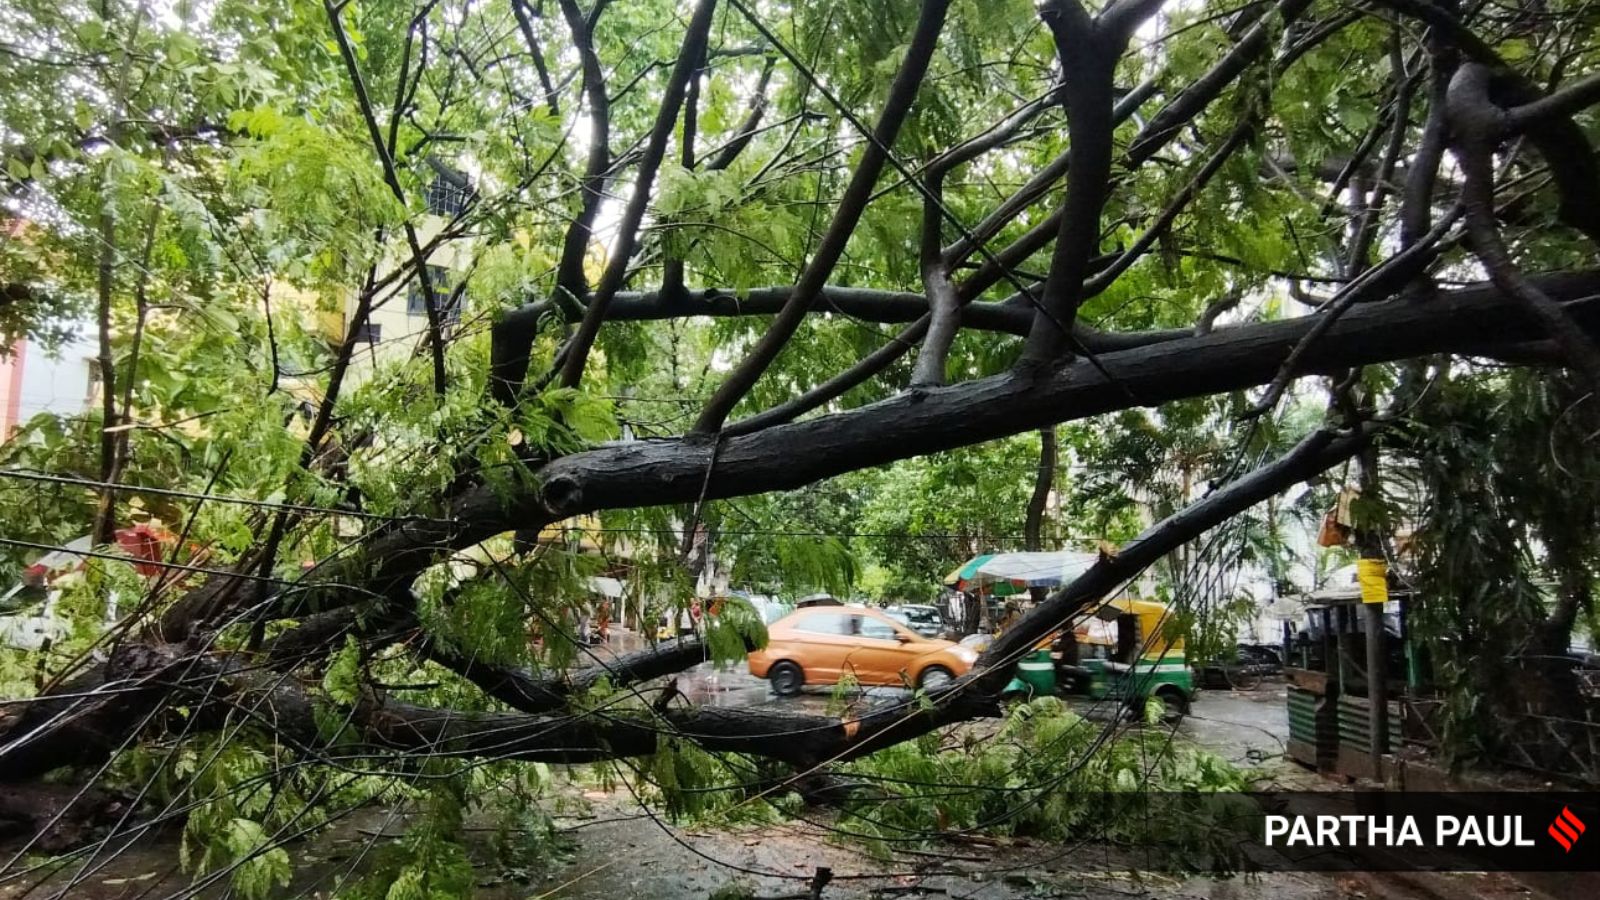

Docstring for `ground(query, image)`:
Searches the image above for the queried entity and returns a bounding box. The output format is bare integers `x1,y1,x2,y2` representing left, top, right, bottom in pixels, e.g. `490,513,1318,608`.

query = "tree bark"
199,270,1600,634
1024,428,1057,553
0,426,1374,781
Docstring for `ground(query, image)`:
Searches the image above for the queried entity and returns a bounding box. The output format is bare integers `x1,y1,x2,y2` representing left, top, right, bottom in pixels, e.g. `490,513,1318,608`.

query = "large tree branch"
914,95,1055,386
423,635,729,715
722,311,1195,437
557,0,719,388
532,273,1600,518
1507,71,1600,132
692,0,952,434
495,286,1036,341
1380,3,1600,244
275,271,1600,631
1449,64,1600,389
1020,0,1160,364
2,425,1373,780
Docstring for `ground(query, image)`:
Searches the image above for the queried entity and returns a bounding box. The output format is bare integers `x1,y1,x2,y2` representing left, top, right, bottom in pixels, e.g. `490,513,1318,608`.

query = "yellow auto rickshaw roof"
1099,597,1172,617
1078,597,1184,650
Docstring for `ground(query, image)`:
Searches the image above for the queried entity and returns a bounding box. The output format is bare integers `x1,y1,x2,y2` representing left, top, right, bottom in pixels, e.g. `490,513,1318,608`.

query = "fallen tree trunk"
422,634,730,715
0,423,1374,782
309,425,1380,769
4,272,1567,787
248,270,1600,635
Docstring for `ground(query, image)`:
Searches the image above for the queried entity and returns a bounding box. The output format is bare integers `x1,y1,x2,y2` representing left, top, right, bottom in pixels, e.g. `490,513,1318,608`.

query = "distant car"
748,606,977,696
959,633,994,652
0,590,69,651
1195,642,1283,690
883,604,944,638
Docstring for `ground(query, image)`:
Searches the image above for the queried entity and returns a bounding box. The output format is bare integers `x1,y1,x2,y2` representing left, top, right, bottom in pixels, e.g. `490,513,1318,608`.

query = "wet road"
589,629,1294,769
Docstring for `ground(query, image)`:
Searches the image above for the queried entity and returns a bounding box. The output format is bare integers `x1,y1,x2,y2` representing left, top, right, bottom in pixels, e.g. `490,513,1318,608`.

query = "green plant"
838,697,1253,869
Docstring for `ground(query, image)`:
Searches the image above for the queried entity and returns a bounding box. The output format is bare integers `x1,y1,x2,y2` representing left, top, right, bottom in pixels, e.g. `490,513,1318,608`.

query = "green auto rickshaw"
1006,597,1194,716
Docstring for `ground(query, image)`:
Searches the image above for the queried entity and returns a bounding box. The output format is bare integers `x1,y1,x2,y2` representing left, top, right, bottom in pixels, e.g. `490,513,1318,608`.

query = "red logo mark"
1549,807,1586,852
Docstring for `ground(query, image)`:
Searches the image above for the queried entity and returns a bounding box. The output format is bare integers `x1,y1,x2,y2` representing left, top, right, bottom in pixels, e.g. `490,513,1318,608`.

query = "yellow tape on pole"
1357,558,1389,604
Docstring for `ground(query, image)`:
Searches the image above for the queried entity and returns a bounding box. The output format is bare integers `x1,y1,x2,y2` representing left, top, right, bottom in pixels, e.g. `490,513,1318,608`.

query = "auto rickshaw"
1005,598,1194,716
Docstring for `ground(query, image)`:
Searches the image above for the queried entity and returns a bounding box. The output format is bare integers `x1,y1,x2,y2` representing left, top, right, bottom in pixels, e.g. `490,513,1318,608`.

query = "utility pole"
1356,445,1390,778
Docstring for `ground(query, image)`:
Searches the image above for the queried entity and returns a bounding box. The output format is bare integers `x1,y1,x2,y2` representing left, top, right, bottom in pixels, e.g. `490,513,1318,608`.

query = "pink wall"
0,339,25,438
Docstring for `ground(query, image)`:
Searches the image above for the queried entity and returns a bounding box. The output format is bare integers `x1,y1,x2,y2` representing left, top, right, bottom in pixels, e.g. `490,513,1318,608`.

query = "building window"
407,266,454,316
407,265,461,340
424,173,469,217
351,322,381,344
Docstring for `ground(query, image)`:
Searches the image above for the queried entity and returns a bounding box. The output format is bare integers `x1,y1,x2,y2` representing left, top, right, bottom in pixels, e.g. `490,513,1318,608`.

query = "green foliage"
104,733,313,900
716,478,867,597
704,596,769,666
216,818,294,900
640,739,785,827
858,435,1045,584
1399,368,1600,767
839,697,1253,867
323,635,363,705
337,784,476,900
1169,594,1257,666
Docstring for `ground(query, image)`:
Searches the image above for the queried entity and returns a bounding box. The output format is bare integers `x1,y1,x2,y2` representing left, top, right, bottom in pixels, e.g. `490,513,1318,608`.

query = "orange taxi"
747,606,978,695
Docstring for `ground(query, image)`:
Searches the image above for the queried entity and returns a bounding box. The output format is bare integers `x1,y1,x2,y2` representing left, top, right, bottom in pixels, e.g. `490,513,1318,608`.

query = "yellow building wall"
271,214,477,394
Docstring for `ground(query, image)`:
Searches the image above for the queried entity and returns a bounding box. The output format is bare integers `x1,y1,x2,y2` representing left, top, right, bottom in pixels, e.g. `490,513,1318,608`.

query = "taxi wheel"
918,665,954,690
769,661,804,697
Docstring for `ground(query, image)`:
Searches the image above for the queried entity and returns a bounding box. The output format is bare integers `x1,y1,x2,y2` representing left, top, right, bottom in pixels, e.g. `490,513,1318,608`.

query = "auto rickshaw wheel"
1149,685,1191,721
1226,667,1262,691
769,661,804,697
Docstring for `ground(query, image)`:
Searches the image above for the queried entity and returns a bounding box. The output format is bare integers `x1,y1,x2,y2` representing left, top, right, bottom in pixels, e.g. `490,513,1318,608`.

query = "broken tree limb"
0,422,1377,781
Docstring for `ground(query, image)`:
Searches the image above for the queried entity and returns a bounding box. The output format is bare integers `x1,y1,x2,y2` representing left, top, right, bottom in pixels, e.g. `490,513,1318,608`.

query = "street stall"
1283,568,1417,779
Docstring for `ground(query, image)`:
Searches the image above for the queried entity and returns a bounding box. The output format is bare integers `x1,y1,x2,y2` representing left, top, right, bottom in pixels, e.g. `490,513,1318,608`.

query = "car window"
793,612,849,635
857,615,899,640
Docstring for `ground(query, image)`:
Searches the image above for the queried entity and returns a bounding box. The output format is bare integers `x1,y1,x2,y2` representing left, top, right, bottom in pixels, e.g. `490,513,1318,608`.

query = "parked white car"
0,587,69,650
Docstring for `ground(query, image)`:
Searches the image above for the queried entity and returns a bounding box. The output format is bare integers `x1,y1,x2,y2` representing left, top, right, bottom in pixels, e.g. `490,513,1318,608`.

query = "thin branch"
1399,21,1457,250
324,0,448,396
914,95,1055,386
554,0,612,304
1346,32,1417,276
510,0,561,116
